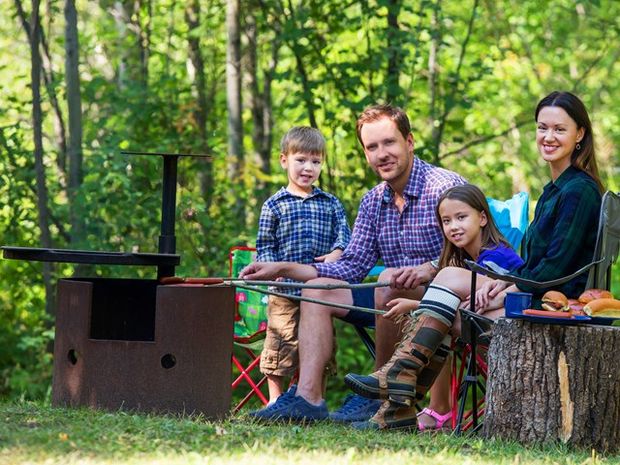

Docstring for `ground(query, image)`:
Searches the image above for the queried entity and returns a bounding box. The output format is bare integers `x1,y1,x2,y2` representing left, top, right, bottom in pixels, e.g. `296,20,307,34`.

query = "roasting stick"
159,276,388,314
232,282,386,315
160,276,390,290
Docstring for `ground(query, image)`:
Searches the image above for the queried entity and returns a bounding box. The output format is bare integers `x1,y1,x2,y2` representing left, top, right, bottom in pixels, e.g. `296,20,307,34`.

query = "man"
240,104,466,423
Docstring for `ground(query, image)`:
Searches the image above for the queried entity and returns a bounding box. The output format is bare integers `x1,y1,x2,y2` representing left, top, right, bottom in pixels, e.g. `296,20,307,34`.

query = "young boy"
256,126,351,404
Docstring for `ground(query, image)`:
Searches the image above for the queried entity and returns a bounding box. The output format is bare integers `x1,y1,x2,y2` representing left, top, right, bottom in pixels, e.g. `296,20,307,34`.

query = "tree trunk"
65,0,86,249
385,0,402,104
111,0,148,88
185,0,214,209
30,0,55,316
226,0,244,227
484,318,620,453
245,7,279,210
15,0,68,177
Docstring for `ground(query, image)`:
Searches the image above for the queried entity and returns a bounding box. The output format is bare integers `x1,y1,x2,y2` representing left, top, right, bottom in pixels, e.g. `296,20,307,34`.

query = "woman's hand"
382,298,420,321
475,279,510,310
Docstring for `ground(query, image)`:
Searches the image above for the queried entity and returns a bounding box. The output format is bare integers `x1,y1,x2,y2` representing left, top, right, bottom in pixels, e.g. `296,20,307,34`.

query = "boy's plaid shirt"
256,186,351,295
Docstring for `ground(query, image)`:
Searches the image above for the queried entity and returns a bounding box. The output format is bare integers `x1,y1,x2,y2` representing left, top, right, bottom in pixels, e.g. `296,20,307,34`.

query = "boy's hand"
383,298,420,321
315,249,343,263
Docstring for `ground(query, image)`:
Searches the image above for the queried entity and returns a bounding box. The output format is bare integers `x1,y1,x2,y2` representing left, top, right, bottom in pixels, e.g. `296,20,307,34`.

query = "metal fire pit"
2,152,234,418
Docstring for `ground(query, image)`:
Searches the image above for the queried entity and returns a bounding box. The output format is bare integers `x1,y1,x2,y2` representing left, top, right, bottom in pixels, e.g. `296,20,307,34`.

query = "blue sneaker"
329,394,382,423
248,385,328,423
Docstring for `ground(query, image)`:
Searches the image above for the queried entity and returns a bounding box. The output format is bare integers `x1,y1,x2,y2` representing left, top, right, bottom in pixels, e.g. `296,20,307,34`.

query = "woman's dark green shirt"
515,166,602,298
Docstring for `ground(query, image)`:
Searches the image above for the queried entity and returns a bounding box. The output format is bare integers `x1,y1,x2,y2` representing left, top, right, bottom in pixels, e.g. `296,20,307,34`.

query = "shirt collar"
274,186,325,200
553,165,580,188
543,165,579,193
381,157,422,203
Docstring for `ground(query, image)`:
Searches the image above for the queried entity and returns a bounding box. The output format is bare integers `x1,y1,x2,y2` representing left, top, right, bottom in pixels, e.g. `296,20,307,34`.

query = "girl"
346,91,603,431
380,184,524,430
383,184,523,321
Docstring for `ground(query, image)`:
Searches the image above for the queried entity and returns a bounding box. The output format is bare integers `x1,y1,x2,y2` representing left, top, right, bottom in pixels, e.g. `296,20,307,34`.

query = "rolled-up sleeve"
313,195,378,282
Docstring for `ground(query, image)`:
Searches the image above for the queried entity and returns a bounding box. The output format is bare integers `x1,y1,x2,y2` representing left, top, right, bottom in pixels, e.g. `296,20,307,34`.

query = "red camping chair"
230,246,269,413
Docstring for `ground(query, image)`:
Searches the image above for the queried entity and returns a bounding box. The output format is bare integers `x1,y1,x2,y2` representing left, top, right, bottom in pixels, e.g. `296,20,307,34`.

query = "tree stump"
483,318,620,453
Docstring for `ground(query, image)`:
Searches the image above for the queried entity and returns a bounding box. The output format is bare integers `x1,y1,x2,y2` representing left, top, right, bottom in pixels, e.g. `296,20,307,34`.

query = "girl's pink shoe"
417,407,452,431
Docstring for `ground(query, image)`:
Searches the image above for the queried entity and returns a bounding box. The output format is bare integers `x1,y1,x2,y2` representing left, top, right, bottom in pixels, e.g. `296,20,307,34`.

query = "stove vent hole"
67,349,79,365
161,354,176,369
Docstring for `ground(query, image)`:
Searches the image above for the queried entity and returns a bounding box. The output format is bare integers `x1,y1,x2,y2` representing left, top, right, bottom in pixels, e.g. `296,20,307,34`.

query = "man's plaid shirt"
313,158,466,282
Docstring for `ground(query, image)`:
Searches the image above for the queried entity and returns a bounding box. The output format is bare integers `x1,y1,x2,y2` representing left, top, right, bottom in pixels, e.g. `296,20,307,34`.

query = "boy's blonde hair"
280,126,326,157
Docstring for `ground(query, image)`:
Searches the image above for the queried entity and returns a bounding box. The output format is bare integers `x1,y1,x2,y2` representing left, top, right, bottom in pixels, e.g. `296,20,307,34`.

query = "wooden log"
483,318,620,453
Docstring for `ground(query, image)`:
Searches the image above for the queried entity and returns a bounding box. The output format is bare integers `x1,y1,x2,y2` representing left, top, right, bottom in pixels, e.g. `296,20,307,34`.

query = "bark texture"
484,318,620,453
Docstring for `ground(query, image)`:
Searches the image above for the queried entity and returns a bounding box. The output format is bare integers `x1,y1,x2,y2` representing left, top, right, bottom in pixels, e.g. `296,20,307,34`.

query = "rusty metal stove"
2,152,234,418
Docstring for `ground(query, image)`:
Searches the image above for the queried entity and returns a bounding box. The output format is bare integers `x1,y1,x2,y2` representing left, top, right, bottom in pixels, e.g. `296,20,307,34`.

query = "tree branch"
440,118,530,160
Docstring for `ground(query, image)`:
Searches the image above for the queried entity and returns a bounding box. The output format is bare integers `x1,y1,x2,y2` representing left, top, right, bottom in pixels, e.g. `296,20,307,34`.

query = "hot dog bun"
568,298,586,316
541,290,569,312
583,298,620,318
578,288,614,304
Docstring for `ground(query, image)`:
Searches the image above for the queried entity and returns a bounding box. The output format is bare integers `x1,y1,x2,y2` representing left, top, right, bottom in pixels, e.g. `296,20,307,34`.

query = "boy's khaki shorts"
260,294,337,377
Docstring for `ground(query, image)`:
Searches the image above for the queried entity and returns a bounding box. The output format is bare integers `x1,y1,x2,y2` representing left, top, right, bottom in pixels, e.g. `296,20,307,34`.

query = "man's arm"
239,261,319,282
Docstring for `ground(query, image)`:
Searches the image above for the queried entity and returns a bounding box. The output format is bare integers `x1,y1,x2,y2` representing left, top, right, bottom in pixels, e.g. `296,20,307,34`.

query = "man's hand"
238,262,282,280
314,248,343,263
238,262,319,282
390,262,435,290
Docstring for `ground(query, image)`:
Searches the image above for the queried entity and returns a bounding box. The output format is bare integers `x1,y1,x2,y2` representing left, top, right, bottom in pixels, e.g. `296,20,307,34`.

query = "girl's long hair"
535,91,604,193
436,184,511,269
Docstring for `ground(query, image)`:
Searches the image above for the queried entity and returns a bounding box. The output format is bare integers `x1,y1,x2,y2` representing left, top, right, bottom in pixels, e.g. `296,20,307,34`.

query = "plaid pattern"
256,186,351,295
314,158,466,282
515,166,601,298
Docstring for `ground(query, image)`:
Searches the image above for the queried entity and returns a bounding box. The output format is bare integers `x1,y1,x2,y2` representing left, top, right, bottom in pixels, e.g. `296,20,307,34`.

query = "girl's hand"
314,248,343,263
383,298,420,321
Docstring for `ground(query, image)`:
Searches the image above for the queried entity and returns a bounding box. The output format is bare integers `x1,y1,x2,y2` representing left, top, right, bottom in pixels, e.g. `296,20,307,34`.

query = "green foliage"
0,0,619,399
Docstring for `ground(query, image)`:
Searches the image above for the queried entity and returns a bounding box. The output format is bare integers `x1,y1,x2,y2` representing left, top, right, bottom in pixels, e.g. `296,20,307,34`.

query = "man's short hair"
280,126,326,157
355,104,411,146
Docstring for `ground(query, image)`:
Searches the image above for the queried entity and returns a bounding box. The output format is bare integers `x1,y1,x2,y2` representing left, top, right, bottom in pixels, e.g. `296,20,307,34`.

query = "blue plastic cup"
504,292,533,316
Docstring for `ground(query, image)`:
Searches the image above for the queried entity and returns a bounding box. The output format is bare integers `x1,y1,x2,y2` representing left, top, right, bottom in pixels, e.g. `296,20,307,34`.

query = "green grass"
1,401,618,465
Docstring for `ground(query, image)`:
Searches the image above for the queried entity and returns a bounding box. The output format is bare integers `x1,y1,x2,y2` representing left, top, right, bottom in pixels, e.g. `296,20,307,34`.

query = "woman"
345,91,604,430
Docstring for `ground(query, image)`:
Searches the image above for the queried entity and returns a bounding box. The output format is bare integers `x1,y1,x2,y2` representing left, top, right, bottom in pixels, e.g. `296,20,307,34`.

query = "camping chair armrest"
464,258,604,289
459,308,494,327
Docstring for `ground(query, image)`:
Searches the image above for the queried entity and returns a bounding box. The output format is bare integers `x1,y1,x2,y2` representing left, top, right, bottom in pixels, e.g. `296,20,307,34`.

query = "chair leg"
231,348,269,411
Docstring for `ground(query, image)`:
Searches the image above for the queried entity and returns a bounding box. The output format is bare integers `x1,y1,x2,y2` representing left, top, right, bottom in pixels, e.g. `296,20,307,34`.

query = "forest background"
0,0,618,402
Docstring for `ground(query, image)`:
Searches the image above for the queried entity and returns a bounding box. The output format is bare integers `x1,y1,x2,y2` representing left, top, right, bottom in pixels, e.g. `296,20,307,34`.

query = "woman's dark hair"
436,184,511,269
535,91,604,192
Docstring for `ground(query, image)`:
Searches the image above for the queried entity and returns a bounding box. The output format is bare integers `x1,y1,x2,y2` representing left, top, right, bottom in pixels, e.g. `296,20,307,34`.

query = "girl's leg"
418,361,452,429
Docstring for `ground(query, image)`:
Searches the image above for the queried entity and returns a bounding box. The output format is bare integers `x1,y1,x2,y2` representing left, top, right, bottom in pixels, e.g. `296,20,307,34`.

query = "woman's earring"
576,143,581,150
